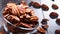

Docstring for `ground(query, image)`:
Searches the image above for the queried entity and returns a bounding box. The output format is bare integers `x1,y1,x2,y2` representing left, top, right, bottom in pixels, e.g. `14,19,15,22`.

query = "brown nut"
13,22,21,26
3,14,9,18
10,15,20,21
49,12,58,19
3,7,12,15
20,22,32,28
29,1,34,7
3,11,8,15
7,3,20,16
6,15,12,20
3,11,7,15
37,27,46,33
33,2,41,8
11,6,20,17
56,18,60,26
18,8,26,15
26,8,34,16
30,16,38,22
30,11,35,16
42,4,49,11
6,15,16,23
7,15,20,21
25,14,30,18
55,30,60,34
25,8,32,13
42,24,49,29
52,4,58,10
3,7,8,15
41,19,49,24
20,15,24,18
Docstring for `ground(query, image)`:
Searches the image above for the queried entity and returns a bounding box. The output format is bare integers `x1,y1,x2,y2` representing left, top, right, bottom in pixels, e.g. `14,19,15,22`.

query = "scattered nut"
52,4,58,10
41,4,49,11
37,27,46,33
55,30,60,34
49,12,58,19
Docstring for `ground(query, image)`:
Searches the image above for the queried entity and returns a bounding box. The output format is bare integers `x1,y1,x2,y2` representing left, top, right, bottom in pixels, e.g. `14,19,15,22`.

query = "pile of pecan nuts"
3,1,38,28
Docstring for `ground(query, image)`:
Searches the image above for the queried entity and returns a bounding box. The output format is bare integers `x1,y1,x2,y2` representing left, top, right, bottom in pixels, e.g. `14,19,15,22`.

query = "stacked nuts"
3,1,38,28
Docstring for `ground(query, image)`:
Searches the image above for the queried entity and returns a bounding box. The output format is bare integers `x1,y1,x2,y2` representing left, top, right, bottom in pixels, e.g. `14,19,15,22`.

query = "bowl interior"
3,17,39,30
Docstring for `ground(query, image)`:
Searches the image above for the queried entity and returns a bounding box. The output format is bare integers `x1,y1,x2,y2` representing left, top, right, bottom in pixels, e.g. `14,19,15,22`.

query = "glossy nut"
20,22,32,28
37,27,46,33
7,15,20,21
4,14,9,18
30,16,38,22
41,4,49,11
49,12,58,19
41,19,49,24
55,30,60,34
52,4,58,10
33,2,41,8
56,18,60,26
